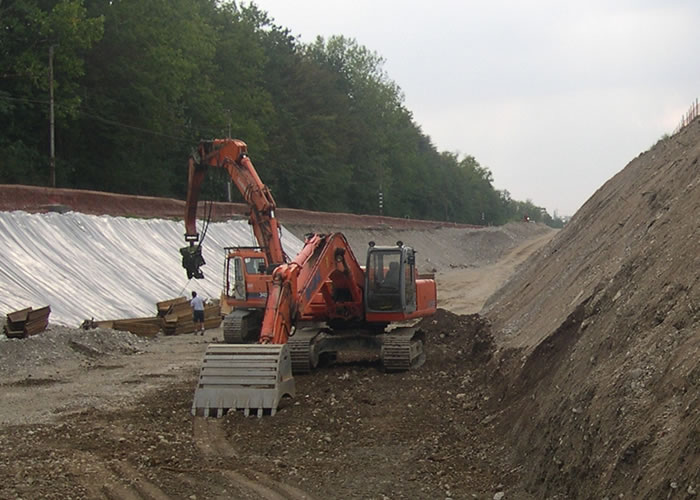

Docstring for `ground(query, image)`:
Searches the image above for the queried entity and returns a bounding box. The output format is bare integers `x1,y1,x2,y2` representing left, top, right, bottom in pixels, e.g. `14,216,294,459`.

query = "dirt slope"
284,221,553,277
482,121,700,498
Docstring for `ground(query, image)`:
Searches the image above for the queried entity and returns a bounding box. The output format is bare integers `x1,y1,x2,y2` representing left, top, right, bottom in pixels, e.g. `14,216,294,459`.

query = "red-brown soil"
0,184,478,230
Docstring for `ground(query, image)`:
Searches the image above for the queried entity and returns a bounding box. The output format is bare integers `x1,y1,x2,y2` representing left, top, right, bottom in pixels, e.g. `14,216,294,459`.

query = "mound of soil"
483,120,700,497
0,327,147,379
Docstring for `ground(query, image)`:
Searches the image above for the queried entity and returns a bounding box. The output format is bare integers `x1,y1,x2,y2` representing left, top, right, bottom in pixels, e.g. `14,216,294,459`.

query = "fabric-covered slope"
0,212,303,326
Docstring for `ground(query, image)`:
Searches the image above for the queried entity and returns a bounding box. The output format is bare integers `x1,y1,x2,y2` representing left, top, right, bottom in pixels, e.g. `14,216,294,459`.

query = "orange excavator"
182,139,437,417
181,138,289,343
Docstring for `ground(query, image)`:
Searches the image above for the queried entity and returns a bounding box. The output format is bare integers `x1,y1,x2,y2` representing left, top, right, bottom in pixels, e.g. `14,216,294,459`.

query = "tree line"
0,0,565,227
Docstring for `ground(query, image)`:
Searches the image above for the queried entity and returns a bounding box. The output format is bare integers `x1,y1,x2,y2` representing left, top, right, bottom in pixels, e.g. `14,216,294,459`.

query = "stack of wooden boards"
3,297,223,339
96,297,222,337
92,316,163,337
3,306,51,339
158,297,221,335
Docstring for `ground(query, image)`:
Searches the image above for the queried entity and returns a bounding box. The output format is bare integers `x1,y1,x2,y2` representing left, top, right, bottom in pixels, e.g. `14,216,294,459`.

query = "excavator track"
288,326,426,374
381,327,426,372
223,310,260,344
288,327,324,374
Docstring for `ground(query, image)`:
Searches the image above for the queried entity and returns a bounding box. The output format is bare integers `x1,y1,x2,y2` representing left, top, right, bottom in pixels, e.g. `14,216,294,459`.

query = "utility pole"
49,44,56,188
226,109,232,201
378,160,384,216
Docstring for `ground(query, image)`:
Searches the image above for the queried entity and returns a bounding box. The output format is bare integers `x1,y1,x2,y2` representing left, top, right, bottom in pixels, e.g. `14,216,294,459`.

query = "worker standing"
190,291,206,335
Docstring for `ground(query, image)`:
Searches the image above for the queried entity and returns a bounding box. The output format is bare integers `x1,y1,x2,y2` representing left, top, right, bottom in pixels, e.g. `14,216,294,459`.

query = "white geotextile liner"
0,211,303,327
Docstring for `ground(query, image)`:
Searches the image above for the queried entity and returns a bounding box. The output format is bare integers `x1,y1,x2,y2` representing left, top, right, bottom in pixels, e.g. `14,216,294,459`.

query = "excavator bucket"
192,344,295,417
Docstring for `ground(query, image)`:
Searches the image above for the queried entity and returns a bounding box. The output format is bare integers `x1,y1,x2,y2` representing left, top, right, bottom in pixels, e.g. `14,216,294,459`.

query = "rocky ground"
0,312,522,500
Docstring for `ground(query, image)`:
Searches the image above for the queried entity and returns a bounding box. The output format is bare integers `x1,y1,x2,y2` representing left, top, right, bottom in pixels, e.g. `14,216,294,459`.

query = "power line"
0,93,353,186
76,107,191,143
0,93,213,143
0,94,50,105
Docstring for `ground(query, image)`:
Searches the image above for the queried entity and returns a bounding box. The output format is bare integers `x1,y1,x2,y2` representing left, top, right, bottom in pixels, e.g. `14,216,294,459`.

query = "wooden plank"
111,317,162,337
3,326,26,339
7,307,31,324
156,297,188,317
4,305,50,337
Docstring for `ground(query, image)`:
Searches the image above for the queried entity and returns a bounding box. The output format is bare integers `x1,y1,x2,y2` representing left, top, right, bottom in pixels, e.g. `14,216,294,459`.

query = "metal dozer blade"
192,344,295,418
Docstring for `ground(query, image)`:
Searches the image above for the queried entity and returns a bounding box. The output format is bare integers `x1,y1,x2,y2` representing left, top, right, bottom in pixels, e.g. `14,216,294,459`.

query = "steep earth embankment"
483,121,700,498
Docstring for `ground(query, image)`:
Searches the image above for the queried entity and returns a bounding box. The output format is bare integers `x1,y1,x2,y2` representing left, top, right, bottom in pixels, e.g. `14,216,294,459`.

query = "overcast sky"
249,0,700,216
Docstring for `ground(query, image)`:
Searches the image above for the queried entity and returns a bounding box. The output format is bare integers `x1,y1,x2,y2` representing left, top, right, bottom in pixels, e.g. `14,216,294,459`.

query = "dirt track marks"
68,451,170,500
193,418,316,499
223,470,316,500
193,417,239,458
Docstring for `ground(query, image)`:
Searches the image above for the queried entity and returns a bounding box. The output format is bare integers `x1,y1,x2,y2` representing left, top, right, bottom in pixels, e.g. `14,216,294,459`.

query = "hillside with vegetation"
0,0,564,227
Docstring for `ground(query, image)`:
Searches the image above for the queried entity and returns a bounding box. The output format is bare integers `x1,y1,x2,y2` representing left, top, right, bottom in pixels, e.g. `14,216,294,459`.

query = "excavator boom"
182,139,287,279
259,233,365,345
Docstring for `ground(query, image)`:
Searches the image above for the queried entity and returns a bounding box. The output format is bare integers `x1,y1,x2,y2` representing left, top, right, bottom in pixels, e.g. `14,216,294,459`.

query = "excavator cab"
365,242,417,314
223,247,269,304
223,247,269,300
218,247,272,343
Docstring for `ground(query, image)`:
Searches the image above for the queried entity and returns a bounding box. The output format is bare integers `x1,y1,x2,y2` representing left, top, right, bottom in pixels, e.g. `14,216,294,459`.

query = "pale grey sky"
250,0,700,216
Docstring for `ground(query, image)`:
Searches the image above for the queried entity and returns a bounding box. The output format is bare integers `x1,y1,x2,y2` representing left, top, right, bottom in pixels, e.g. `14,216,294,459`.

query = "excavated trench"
0,186,555,499
3,114,698,500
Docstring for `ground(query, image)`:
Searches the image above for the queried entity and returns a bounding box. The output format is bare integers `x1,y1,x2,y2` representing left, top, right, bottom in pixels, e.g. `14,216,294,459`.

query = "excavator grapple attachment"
192,344,295,417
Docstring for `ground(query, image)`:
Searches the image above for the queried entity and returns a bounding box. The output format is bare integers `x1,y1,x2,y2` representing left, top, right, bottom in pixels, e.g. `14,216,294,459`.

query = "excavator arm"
181,139,287,279
259,233,366,344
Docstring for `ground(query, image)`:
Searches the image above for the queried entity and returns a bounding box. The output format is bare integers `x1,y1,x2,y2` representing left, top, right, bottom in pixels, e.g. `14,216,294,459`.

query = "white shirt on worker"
190,296,205,311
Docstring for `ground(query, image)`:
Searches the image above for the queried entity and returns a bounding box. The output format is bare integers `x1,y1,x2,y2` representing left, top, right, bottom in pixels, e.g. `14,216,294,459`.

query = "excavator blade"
192,344,295,418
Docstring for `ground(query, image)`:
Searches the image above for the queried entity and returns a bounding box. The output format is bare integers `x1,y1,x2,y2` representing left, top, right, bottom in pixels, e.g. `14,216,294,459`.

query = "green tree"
61,0,219,195
0,0,564,227
0,0,103,184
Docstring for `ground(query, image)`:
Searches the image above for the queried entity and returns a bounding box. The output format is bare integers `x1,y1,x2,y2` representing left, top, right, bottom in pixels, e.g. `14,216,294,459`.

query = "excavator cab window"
226,256,246,300
366,250,403,312
404,250,417,313
244,257,266,275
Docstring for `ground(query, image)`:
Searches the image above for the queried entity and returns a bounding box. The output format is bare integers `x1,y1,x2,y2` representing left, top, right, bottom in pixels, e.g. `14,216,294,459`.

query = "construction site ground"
2,116,699,500
0,195,553,499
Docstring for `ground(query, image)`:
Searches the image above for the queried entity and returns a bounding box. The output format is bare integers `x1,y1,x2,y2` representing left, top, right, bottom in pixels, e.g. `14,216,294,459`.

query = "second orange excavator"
183,139,437,417
181,138,289,344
